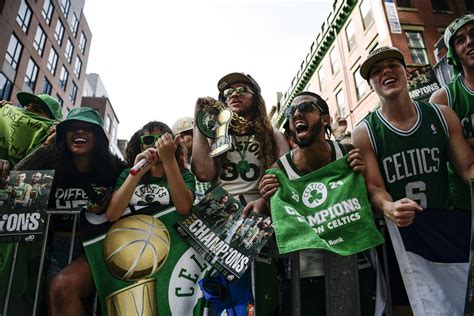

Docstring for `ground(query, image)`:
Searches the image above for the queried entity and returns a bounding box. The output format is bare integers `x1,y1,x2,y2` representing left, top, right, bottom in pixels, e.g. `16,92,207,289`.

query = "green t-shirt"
445,74,473,210
114,168,196,208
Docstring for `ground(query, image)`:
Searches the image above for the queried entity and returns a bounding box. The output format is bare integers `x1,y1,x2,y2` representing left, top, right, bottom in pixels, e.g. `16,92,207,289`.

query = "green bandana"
0,104,55,165
267,156,383,256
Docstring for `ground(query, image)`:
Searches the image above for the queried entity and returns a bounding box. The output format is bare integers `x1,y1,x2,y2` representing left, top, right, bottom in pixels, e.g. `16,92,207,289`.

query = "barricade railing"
2,209,83,316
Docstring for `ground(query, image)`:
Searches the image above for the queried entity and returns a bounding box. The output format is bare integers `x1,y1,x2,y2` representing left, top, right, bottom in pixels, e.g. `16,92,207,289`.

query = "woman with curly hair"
106,120,194,221
86,121,204,316
192,72,289,203
13,107,124,315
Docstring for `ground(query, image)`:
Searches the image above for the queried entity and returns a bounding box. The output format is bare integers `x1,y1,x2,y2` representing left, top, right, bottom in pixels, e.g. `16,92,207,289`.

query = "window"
33,26,47,56
54,20,65,45
56,94,63,108
70,13,79,37
69,82,77,103
5,34,23,70
74,57,82,78
47,48,58,74
65,39,73,63
42,0,54,25
405,31,429,65
60,0,70,17
59,66,69,90
397,0,413,7
329,47,339,74
336,90,346,117
16,0,32,33
359,0,373,29
431,0,450,11
79,32,87,54
318,67,325,91
105,115,111,133
42,78,52,95
466,0,474,11
354,67,367,100
24,59,39,90
345,20,356,51
0,73,13,100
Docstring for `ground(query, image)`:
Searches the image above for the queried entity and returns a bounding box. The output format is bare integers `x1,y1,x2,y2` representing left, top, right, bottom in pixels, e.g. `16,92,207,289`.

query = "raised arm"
191,97,218,182
158,133,194,215
438,104,474,182
352,124,422,227
106,148,157,222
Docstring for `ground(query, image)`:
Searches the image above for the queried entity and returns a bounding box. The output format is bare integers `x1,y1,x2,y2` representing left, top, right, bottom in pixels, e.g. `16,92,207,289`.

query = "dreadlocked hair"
124,121,186,171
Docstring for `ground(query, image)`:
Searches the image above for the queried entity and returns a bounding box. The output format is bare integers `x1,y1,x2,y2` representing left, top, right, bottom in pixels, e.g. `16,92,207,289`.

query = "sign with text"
0,169,54,242
175,186,273,281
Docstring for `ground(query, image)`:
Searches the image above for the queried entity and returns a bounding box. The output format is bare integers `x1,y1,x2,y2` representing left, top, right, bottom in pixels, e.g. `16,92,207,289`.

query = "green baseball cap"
56,107,108,144
17,92,63,120
444,14,474,48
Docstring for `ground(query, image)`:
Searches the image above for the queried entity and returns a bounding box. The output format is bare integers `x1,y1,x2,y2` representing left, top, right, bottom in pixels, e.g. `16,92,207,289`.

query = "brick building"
0,0,92,118
274,0,473,131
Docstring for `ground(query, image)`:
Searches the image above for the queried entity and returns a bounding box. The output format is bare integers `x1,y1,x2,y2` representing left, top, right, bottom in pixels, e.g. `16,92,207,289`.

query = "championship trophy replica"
103,215,170,316
196,100,254,157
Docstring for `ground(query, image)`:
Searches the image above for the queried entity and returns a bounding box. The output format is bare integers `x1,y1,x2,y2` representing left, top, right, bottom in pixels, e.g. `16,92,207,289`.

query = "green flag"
83,207,212,316
0,104,55,166
268,156,383,256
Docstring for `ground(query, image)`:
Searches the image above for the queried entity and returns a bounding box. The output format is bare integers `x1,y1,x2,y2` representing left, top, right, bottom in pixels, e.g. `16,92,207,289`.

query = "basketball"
104,214,170,281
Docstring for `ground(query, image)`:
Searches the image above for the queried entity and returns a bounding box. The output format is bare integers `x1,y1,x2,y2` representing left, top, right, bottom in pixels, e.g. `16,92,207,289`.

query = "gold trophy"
197,101,253,157
103,215,170,316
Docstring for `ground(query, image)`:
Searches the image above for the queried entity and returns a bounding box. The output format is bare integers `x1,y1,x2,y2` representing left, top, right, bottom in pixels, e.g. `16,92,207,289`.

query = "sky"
83,0,334,140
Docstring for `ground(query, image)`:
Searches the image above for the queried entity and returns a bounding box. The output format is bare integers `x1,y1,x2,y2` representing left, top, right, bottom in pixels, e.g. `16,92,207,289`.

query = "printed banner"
175,185,274,282
0,170,55,242
0,104,55,165
464,179,474,314
384,0,402,34
267,156,383,256
408,65,441,101
82,207,211,316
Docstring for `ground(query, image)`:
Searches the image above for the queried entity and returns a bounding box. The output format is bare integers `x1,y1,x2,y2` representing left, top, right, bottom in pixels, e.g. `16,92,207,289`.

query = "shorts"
47,235,82,278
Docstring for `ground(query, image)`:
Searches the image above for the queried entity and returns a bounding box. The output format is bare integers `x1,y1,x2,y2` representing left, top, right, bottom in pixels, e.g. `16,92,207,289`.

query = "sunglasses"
223,86,255,98
285,101,324,118
140,134,162,146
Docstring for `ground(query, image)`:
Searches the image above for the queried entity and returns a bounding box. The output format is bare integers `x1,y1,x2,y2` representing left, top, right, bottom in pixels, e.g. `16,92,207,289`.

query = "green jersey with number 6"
362,101,449,209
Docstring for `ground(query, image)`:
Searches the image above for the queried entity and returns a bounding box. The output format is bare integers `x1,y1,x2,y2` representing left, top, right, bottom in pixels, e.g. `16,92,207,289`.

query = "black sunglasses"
140,134,162,146
285,101,324,118
223,86,255,98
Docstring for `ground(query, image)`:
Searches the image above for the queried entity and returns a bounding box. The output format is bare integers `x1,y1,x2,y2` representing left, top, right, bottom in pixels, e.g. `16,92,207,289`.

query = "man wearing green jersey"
430,14,474,211
353,46,474,315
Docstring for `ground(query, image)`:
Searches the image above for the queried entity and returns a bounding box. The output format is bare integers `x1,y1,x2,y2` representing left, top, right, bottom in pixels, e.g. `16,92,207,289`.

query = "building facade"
0,0,92,118
274,0,473,131
81,73,124,159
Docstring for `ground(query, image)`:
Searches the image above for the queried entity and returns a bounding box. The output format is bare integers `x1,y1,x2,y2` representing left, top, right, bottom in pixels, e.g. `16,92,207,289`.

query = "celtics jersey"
445,74,473,210
217,134,262,202
363,101,449,209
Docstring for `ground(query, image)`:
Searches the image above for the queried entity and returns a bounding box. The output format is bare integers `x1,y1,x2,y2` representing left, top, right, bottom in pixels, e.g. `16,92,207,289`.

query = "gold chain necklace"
213,101,254,135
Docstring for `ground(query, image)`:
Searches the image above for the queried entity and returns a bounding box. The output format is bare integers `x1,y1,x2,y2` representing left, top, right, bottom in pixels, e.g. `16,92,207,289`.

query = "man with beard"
353,46,474,314
430,14,474,213
254,91,373,315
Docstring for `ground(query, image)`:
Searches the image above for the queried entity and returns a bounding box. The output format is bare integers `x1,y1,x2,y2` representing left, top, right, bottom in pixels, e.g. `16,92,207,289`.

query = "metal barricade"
1,209,85,316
